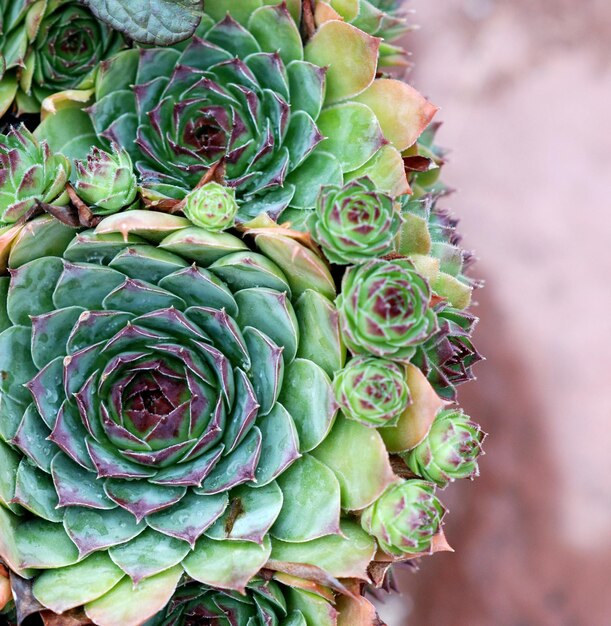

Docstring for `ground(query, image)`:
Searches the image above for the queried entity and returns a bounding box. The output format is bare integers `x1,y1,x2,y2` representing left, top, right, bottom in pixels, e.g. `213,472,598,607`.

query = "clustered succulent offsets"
0,1,485,625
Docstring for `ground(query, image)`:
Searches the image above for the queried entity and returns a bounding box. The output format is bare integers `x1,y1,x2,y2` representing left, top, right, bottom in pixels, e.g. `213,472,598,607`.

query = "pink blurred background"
379,1,611,624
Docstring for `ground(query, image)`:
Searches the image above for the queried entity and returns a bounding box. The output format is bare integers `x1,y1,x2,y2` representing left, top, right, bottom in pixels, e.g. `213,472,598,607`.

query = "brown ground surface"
377,1,611,624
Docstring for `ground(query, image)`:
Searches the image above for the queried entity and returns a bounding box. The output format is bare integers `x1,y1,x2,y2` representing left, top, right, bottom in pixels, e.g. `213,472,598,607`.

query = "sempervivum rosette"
0,212,404,625
0,0,123,116
312,177,402,264
86,3,435,221
336,258,439,361
0,2,487,623
0,125,71,224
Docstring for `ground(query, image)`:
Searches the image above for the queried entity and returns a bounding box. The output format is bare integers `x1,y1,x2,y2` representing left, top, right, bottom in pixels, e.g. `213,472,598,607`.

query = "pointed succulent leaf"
183,536,272,592
287,588,338,626
13,459,62,522
312,416,396,511
146,491,228,547
255,403,301,486
8,217,76,270
236,288,299,364
294,289,346,377
210,251,290,293
15,518,79,570
279,359,337,453
272,455,341,542
95,210,191,243
32,553,125,614
304,21,379,103
354,79,438,151
380,364,446,453
255,233,336,300
206,482,283,544
346,143,410,196
108,529,190,583
316,103,385,172
63,507,146,557
0,440,22,514
0,508,27,577
159,228,249,265
84,565,184,626
270,521,376,579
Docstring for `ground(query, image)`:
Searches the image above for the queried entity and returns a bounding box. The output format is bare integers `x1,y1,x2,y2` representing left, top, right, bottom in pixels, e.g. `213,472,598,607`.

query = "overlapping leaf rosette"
78,2,433,224
0,212,411,625
0,0,123,117
0,2,486,624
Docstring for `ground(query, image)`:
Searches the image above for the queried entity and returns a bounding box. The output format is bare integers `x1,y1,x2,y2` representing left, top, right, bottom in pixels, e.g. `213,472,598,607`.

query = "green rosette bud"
0,125,70,223
404,409,485,487
336,259,438,362
313,177,401,265
361,480,445,556
183,182,238,232
333,357,410,427
74,146,138,215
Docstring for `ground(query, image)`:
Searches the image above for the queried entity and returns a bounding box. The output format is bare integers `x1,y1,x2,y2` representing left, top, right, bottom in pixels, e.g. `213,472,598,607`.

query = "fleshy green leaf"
294,290,345,377
206,482,283,544
33,553,125,613
183,536,271,592
16,519,80,570
270,521,376,579
304,21,379,103
272,455,341,542
279,359,337,453
109,529,190,583
85,565,183,626
312,416,396,511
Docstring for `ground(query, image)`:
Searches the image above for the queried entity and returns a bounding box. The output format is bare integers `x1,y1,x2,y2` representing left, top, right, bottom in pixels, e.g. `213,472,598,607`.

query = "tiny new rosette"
183,182,239,232
334,357,410,428
0,125,70,224
361,480,446,556
404,409,486,487
313,177,402,265
337,258,438,361
74,145,138,215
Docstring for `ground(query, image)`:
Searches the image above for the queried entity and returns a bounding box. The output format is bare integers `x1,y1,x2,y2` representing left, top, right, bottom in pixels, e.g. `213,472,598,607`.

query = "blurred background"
379,0,611,624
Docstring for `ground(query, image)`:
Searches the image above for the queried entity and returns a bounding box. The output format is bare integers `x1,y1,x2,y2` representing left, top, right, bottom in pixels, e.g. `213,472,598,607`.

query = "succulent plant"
337,258,438,361
404,409,485,487
361,480,446,556
334,357,410,427
313,177,402,265
0,1,485,622
84,4,436,221
144,578,334,626
0,125,70,223
0,0,123,116
413,305,483,401
183,182,239,232
0,212,407,624
74,145,138,215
